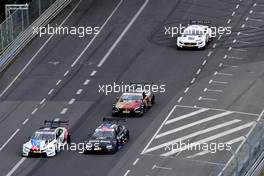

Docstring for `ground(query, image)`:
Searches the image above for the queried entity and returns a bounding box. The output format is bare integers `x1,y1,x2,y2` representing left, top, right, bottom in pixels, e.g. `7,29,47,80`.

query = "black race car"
84,118,129,154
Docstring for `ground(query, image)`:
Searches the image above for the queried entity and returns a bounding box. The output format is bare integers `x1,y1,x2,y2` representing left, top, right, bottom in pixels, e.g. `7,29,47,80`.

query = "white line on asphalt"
221,64,238,68
60,108,68,114
233,39,237,43
124,170,130,176
0,129,20,151
214,71,233,76
232,11,236,16
246,17,263,22
207,51,212,57
0,0,82,98
212,43,217,48
236,4,239,9
141,105,176,154
209,79,228,85
76,89,83,95
177,97,183,103
90,70,97,76
133,158,139,166
239,32,253,36
196,68,201,75
152,164,172,170
22,118,29,125
227,19,231,24
97,0,149,67
39,98,46,105
64,70,69,77
202,60,207,66
218,35,222,40
228,47,232,51
226,55,243,60
160,122,253,157
6,157,27,176
48,89,54,95
184,87,190,93
165,108,208,125
156,119,239,140
199,97,218,101
68,98,76,105
204,88,223,93
239,40,252,44
31,108,38,115
71,0,124,68
83,79,90,85
56,80,62,86
190,78,196,84
187,137,244,159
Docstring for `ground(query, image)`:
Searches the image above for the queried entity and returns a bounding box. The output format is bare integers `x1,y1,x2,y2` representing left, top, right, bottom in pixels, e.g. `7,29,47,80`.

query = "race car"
22,119,71,157
84,118,129,154
112,83,155,117
177,20,213,49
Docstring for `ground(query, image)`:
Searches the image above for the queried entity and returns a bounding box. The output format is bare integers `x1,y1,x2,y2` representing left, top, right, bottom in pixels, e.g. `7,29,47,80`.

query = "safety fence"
0,0,71,72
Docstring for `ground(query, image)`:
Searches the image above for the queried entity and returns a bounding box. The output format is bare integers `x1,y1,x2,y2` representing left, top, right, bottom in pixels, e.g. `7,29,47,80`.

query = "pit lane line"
0,0,83,98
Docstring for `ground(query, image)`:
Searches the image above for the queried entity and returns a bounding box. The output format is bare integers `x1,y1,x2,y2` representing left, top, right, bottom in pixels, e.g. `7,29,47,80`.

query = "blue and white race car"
22,119,71,157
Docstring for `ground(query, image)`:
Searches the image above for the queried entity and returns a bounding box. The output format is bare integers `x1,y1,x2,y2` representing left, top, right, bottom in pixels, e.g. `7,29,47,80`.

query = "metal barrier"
0,0,71,72
219,119,264,176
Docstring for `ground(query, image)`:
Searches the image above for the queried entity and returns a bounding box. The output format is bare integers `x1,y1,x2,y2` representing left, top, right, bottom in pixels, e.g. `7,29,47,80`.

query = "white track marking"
141,106,176,154
71,0,124,67
202,60,207,66
60,108,68,114
187,137,244,159
64,70,69,77
177,97,183,103
31,108,38,115
184,87,190,93
39,98,46,105
156,116,238,139
133,158,140,166
48,89,54,95
199,97,217,101
214,71,233,76
0,129,20,151
22,118,29,125
76,89,83,95
209,79,228,85
56,80,62,86
160,122,253,157
204,88,223,93
97,0,149,67
152,164,172,170
6,157,27,176
90,70,97,76
0,0,82,98
190,78,196,84
196,69,201,75
165,108,208,125
124,170,130,176
68,98,76,105
83,79,90,85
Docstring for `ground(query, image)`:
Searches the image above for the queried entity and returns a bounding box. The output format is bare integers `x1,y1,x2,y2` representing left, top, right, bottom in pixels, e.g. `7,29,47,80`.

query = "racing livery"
112,83,155,116
22,119,71,157
177,20,213,49
84,118,129,154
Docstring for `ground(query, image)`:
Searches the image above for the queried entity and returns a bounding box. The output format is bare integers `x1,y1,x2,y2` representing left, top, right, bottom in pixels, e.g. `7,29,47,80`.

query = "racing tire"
66,134,71,144
125,130,130,141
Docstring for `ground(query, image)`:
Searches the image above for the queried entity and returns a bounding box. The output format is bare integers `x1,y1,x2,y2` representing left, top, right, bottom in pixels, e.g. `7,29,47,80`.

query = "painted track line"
0,129,20,151
0,0,82,98
71,0,124,67
97,0,149,67
6,157,26,176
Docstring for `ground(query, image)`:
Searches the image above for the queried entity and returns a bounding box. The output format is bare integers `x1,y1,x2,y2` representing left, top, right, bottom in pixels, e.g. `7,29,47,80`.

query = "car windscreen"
32,132,55,140
183,29,204,36
92,130,115,138
120,94,142,102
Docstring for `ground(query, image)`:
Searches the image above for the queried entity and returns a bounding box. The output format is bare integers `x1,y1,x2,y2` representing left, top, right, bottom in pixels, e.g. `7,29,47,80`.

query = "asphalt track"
0,0,264,176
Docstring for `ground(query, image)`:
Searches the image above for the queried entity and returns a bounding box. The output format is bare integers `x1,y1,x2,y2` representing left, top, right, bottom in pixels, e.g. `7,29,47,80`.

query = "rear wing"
189,20,211,25
103,117,127,123
44,119,69,129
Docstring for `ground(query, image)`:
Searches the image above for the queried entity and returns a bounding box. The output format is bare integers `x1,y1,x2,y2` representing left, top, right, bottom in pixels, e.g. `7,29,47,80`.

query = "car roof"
36,128,56,133
122,92,142,96
96,123,117,131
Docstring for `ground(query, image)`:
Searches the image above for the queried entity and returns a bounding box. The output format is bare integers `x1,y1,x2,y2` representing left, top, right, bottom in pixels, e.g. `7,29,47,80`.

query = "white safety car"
22,119,71,157
177,20,213,49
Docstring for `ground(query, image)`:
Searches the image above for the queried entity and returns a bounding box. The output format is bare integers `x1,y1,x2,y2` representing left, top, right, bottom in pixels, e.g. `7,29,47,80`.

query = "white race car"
177,21,213,49
22,119,70,157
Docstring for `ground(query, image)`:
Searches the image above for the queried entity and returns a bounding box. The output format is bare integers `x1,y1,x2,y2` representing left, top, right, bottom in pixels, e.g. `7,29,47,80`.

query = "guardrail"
0,0,71,73
219,119,264,176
